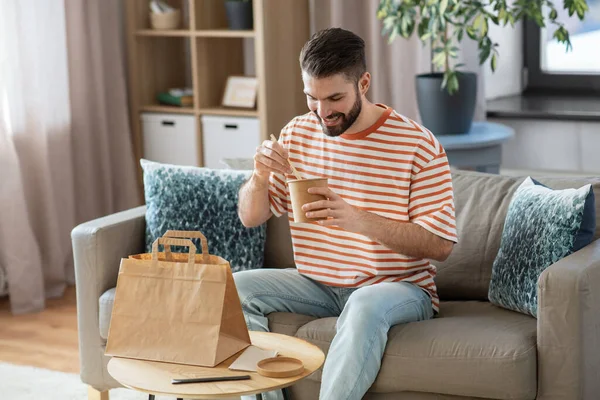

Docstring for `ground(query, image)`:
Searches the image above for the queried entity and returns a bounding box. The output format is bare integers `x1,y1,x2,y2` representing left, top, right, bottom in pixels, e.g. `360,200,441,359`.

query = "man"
235,28,457,400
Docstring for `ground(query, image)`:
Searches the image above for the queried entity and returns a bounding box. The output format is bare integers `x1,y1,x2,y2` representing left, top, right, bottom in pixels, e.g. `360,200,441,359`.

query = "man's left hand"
302,187,365,232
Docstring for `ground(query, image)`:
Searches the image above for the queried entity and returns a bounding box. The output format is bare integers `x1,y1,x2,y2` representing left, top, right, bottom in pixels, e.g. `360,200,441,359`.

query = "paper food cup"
288,178,328,223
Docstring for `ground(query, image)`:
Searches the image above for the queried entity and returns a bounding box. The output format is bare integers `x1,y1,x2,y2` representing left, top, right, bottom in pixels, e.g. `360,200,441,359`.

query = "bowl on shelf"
149,9,181,30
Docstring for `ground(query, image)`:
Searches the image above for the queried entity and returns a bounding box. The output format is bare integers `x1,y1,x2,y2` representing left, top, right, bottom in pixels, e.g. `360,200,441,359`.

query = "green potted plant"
224,0,253,30
377,0,589,135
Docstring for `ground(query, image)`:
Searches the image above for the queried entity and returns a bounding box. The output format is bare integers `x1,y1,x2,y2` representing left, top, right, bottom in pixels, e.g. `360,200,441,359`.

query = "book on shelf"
157,90,193,107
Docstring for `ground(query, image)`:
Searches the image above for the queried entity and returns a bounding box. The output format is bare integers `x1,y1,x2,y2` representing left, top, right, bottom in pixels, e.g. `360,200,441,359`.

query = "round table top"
107,331,325,399
436,122,514,150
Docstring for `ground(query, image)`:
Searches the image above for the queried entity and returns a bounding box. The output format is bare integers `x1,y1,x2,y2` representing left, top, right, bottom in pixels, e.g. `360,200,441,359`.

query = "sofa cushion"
268,312,320,337
141,159,266,272
295,301,537,400
99,287,115,341
436,170,600,301
488,177,595,317
290,379,497,400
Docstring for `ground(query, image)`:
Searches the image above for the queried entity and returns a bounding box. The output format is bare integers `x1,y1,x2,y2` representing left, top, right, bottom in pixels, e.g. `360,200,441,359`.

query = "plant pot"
415,72,477,135
225,1,253,30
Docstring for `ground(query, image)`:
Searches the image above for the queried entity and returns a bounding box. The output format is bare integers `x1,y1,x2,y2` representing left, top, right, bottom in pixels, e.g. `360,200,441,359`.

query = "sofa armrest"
537,238,600,400
71,205,146,387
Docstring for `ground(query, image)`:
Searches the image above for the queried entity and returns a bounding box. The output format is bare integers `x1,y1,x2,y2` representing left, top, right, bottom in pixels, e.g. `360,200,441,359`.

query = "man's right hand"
253,139,293,182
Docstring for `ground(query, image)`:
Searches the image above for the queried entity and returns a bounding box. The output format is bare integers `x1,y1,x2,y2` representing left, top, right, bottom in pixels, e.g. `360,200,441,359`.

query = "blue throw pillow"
141,159,266,272
488,177,596,317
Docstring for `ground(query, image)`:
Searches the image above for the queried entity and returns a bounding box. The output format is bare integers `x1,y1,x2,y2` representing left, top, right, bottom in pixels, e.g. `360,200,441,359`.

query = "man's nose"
317,103,331,120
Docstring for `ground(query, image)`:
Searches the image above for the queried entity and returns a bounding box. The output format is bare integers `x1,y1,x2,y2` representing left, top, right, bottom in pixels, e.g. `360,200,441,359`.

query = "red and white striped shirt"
268,104,458,312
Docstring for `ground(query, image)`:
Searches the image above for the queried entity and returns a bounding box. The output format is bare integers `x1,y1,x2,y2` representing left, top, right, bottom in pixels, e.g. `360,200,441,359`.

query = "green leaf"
457,27,464,41
576,0,589,19
481,17,488,36
553,26,573,51
428,16,435,31
498,8,507,25
491,53,498,72
479,45,491,65
440,0,449,15
473,14,483,30
433,50,447,67
508,13,515,27
401,15,409,35
549,8,558,20
553,27,565,42
418,18,430,38
405,20,416,38
465,8,478,22
447,72,459,95
388,25,400,43
383,16,397,33
466,26,477,40
430,16,439,34
533,12,545,27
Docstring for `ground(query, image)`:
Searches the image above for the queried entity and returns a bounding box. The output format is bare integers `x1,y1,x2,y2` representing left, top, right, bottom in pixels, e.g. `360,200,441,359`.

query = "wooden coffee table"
107,331,325,400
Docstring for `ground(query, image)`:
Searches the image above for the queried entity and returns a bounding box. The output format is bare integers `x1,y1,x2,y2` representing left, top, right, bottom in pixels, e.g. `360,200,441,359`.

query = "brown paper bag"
105,232,251,367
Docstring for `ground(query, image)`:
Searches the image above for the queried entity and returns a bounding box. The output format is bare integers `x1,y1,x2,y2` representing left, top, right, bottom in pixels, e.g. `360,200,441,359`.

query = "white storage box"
201,115,260,169
141,113,198,166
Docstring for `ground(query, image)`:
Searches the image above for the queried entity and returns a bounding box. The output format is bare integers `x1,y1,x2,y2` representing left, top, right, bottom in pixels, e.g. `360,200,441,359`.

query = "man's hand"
302,187,365,232
302,186,454,261
253,139,292,182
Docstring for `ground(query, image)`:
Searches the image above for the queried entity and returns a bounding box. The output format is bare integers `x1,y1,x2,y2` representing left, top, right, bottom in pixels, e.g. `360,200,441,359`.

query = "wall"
485,20,523,100
492,117,600,174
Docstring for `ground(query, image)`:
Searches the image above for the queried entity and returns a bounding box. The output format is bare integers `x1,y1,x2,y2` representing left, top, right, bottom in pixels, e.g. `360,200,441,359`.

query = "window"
524,0,600,93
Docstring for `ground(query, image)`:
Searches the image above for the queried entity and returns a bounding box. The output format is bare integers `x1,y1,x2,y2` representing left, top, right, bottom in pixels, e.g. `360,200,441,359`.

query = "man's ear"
359,72,371,95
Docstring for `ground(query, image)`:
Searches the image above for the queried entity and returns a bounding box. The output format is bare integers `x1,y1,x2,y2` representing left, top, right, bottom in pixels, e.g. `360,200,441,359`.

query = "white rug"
0,362,240,400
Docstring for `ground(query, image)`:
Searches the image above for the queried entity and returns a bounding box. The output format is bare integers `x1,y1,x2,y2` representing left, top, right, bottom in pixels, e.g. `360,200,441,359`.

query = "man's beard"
315,92,362,137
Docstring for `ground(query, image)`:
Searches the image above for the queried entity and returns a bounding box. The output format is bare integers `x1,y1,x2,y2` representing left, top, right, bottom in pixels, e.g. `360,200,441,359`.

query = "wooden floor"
0,285,79,374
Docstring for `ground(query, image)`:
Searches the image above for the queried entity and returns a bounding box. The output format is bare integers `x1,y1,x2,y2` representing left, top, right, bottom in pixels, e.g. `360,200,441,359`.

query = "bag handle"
151,237,196,266
162,230,209,263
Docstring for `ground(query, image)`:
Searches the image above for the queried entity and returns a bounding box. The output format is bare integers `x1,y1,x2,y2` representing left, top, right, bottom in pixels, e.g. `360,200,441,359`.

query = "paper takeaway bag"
105,231,251,367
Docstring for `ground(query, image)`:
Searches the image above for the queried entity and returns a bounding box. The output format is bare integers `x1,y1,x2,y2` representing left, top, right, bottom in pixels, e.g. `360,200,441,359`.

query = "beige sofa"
72,170,600,400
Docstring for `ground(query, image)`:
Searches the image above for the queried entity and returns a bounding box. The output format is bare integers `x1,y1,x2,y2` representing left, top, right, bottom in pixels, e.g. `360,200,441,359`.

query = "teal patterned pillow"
141,159,266,272
488,177,595,317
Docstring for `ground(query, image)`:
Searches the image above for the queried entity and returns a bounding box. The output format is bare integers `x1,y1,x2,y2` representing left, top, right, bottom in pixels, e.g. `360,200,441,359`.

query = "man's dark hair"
299,28,366,84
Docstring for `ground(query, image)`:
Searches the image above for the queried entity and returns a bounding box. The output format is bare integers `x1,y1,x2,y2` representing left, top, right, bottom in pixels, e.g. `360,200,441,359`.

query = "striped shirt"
268,104,458,312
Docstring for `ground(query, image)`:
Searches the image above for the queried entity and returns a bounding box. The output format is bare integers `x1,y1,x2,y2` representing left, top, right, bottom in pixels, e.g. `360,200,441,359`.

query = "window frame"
523,19,600,94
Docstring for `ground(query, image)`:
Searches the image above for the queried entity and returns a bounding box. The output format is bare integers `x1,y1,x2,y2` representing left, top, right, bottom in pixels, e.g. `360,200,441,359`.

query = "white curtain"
309,0,486,122
0,0,139,314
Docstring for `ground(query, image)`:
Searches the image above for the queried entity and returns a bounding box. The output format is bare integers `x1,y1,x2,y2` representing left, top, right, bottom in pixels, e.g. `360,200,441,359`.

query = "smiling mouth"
323,115,341,126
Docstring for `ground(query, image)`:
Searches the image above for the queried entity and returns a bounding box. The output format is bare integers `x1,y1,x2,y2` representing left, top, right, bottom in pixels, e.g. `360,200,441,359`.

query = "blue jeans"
233,268,434,400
